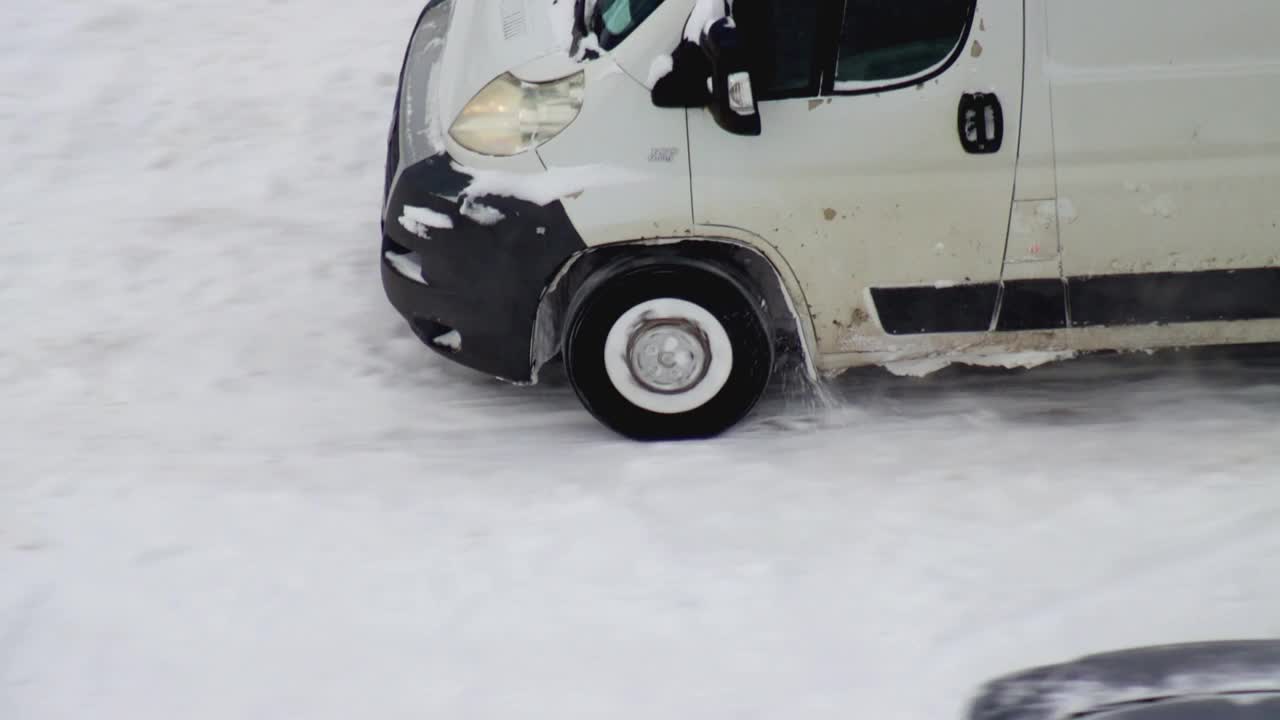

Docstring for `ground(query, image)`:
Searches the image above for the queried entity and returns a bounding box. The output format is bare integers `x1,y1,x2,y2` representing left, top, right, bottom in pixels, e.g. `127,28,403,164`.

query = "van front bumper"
381,153,586,383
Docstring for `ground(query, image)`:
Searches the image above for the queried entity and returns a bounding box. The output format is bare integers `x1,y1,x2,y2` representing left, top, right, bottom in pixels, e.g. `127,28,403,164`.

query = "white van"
381,0,1280,439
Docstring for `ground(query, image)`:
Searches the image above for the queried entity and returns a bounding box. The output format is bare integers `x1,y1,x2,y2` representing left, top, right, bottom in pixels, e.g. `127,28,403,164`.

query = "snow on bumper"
382,153,586,383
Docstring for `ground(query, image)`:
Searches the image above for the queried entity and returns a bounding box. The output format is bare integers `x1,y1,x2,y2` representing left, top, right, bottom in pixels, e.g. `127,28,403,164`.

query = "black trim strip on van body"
997,279,1068,331
1071,269,1280,327
872,283,1000,335
872,269,1280,336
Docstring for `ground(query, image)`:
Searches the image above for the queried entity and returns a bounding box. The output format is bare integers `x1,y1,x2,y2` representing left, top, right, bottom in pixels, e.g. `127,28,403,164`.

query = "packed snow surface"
4,2,1280,720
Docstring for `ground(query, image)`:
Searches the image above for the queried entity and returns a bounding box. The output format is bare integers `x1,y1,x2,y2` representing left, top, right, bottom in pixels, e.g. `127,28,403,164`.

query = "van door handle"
958,92,1004,154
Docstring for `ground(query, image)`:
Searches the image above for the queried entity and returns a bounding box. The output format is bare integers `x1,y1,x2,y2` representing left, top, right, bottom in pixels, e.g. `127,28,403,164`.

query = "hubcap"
603,298,734,416
626,319,711,394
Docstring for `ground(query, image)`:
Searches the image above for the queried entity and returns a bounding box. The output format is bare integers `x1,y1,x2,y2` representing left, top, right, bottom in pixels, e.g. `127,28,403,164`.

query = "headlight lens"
448,72,585,157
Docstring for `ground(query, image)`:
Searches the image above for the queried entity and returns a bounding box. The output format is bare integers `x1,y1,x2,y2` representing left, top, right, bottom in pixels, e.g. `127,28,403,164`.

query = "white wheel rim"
604,298,734,415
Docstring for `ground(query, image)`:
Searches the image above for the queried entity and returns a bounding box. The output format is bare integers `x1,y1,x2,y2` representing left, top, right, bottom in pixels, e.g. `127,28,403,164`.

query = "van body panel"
537,57,696,247
1013,0,1058,204
1002,0,1063,281
384,0,1280,390
1046,0,1280,278
689,0,1026,356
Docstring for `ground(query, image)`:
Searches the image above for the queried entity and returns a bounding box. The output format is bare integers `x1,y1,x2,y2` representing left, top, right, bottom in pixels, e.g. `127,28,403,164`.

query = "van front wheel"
564,264,774,440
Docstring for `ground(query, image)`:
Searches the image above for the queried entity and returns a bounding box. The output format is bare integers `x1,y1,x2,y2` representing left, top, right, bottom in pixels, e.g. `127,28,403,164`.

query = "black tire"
564,263,774,440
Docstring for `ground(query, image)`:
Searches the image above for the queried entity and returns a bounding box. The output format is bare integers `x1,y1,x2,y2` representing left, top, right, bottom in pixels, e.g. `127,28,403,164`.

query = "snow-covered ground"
4,2,1280,719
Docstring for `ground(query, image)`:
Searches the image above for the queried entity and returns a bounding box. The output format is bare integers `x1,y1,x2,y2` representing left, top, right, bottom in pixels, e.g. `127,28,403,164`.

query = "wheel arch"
530,237,819,383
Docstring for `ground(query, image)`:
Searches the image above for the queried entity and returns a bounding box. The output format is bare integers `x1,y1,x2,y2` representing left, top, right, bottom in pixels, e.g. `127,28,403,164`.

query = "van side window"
738,0,823,98
835,0,974,86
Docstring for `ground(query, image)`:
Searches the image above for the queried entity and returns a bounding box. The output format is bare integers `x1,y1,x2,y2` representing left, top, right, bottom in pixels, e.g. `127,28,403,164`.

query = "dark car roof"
968,641,1280,720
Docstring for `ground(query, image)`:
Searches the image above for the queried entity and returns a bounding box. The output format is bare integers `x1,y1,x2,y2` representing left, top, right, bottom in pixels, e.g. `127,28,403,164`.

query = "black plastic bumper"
381,153,586,382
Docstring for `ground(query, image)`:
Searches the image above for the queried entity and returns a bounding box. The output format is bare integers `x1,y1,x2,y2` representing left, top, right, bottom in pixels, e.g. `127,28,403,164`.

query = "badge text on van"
648,147,680,163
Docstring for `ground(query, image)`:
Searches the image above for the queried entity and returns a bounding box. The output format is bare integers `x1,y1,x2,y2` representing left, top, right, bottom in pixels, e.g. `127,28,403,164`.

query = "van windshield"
594,0,666,50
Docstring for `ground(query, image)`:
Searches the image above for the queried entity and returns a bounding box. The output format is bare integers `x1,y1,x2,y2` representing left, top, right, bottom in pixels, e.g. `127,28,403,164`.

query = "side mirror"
700,18,761,136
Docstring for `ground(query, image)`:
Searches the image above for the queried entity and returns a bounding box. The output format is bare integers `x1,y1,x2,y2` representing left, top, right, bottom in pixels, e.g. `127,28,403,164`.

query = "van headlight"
448,72,585,157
